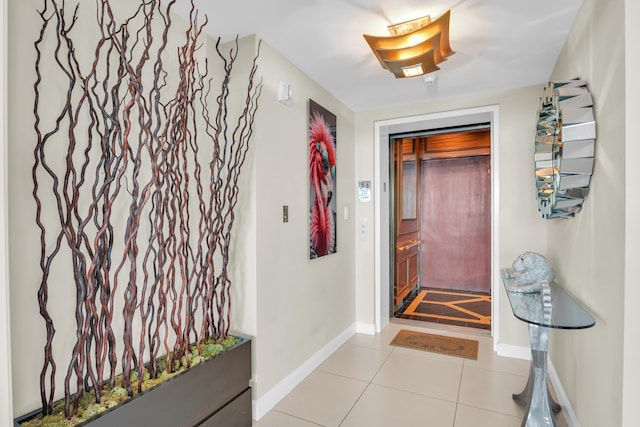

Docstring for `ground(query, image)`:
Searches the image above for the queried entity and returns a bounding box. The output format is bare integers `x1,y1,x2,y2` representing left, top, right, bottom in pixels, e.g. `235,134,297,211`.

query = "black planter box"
15,337,252,427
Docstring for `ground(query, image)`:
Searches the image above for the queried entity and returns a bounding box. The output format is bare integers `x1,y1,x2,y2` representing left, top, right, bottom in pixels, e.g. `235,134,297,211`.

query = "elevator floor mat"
396,288,491,331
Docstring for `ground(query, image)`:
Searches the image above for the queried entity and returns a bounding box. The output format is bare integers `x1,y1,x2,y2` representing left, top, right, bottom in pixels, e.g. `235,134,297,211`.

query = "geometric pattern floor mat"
395,288,491,331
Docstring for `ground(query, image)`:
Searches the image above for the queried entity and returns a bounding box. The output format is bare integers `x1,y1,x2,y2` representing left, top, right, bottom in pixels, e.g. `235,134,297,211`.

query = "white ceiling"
172,0,583,112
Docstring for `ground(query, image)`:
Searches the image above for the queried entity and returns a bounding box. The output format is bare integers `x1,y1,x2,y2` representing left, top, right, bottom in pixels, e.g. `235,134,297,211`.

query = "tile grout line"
453,359,468,426
271,409,326,427
367,341,466,407
337,344,396,426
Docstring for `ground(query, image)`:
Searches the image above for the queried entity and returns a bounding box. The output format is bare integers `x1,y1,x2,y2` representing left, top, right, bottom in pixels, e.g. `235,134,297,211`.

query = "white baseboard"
252,323,356,420
496,342,531,360
356,322,376,335
548,360,580,427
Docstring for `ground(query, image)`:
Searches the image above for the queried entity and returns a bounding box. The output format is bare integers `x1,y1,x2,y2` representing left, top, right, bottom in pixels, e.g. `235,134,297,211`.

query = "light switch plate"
359,218,367,240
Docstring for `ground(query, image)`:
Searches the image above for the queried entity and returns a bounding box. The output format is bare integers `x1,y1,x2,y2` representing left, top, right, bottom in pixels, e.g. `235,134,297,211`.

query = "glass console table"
500,268,595,427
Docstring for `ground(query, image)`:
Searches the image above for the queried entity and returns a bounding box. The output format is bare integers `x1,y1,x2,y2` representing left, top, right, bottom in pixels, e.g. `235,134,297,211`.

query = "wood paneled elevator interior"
392,126,492,323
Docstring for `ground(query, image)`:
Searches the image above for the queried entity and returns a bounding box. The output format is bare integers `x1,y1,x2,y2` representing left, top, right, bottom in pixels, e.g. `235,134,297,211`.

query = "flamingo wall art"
308,100,337,259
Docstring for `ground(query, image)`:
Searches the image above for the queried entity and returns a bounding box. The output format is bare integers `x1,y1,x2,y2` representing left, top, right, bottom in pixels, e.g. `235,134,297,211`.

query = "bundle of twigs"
32,0,261,418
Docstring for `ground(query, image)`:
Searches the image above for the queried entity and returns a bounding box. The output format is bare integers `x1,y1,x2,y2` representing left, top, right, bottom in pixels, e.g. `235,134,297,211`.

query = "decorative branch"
32,0,262,419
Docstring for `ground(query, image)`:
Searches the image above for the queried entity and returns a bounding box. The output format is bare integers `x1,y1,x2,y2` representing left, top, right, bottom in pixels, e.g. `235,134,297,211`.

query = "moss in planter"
21,336,242,427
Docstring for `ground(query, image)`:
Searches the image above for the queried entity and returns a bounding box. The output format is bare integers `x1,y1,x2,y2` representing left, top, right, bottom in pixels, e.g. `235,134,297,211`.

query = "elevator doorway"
391,125,492,331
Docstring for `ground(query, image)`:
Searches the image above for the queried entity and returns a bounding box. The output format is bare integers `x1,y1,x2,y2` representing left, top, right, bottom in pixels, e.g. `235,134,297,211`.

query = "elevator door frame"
373,105,500,349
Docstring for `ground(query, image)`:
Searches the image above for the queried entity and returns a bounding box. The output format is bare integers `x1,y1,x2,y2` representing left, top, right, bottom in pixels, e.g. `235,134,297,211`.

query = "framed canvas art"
308,100,337,259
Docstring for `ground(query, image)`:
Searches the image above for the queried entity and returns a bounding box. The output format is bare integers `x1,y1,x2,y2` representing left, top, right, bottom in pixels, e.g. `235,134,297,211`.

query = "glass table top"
500,268,595,329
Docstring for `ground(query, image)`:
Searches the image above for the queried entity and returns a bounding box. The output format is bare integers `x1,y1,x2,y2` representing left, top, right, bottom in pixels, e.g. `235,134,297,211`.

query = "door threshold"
390,317,491,337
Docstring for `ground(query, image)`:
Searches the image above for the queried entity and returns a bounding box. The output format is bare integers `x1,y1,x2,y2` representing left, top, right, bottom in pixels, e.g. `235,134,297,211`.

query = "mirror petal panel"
534,80,596,219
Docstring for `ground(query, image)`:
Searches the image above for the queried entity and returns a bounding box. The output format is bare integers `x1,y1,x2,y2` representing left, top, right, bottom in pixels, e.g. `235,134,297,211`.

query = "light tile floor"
253,321,568,427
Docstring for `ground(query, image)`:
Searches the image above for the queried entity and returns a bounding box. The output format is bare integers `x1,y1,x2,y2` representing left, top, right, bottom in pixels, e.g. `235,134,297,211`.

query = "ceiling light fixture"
363,10,455,78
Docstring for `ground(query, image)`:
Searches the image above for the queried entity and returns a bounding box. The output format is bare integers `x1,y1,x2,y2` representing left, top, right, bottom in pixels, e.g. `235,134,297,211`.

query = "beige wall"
548,0,626,425
623,1,640,425
1,0,13,423
248,40,357,399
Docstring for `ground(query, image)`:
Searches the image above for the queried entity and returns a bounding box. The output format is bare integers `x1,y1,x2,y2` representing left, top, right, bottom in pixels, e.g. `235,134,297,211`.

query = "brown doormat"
390,329,479,360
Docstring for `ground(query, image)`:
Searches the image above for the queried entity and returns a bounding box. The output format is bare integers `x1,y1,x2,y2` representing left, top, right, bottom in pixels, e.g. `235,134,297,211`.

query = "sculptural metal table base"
513,324,561,427
501,268,595,427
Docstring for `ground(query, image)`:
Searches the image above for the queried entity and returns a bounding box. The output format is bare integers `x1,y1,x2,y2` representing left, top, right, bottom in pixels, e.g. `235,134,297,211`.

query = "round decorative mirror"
534,80,596,219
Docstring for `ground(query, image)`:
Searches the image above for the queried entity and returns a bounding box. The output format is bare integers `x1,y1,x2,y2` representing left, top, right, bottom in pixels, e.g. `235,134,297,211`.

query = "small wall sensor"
278,80,293,105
